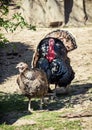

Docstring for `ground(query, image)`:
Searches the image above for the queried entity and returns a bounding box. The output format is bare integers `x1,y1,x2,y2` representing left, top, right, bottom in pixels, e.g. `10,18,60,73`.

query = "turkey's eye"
20,64,23,66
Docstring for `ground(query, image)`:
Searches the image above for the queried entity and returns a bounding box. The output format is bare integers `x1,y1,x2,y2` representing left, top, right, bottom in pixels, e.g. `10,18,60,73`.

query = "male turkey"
32,37,75,94
16,62,49,112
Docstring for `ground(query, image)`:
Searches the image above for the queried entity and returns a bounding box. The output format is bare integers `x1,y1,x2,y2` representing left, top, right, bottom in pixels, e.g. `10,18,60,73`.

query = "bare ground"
0,27,92,129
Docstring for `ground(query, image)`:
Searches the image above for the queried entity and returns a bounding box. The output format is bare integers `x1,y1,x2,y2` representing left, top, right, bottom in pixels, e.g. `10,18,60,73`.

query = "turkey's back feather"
45,30,77,52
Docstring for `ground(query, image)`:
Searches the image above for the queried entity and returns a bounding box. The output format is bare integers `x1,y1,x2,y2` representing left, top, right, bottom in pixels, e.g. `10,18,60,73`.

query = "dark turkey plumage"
32,37,75,93
16,62,49,112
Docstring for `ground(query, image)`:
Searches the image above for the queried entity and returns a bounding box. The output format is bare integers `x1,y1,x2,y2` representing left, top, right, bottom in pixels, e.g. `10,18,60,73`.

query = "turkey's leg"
28,98,33,113
50,84,58,101
39,98,43,110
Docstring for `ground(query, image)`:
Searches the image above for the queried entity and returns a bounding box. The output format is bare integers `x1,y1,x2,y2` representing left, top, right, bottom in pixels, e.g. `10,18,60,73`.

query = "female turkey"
16,62,49,112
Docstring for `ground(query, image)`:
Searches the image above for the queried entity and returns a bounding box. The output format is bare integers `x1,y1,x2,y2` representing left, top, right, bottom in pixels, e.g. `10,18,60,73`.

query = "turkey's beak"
16,64,20,68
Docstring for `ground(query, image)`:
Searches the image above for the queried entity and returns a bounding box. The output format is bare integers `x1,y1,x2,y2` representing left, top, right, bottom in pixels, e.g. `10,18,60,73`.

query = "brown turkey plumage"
45,29,77,52
16,62,49,112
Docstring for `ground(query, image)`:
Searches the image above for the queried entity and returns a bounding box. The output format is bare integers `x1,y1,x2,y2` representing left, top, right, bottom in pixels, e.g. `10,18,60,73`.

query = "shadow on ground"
0,42,34,83
48,83,92,110
0,83,92,125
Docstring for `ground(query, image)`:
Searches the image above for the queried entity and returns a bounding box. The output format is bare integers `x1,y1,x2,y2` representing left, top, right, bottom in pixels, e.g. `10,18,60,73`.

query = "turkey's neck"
19,67,29,74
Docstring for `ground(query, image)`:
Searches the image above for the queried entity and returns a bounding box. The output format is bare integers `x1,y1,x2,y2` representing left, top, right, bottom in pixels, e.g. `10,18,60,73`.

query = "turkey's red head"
16,62,28,73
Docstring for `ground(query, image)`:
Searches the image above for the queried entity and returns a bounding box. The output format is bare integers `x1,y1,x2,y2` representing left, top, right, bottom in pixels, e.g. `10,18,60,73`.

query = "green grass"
0,92,82,130
35,112,81,130
0,112,82,130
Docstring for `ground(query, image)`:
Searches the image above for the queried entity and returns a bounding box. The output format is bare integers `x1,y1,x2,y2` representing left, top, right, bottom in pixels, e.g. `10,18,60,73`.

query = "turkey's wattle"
46,38,55,62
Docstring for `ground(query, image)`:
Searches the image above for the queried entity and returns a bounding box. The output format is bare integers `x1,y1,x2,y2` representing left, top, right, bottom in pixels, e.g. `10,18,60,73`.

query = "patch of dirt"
13,119,36,126
0,26,92,128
